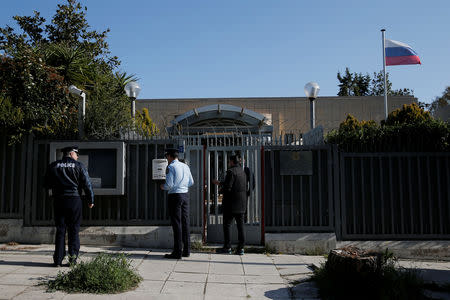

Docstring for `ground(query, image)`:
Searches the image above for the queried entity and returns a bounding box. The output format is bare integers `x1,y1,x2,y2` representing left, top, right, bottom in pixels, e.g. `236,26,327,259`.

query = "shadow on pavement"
0,260,54,267
263,285,292,299
415,268,450,286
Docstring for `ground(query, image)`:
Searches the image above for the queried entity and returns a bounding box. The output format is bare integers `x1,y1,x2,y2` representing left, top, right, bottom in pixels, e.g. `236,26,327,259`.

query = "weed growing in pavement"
190,240,205,251
47,253,142,294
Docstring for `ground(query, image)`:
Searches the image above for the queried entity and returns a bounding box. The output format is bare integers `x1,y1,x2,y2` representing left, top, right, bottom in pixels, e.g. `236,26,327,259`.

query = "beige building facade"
136,95,417,136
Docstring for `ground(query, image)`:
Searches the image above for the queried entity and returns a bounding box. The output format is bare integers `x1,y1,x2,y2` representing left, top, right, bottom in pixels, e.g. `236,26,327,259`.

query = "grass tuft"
47,253,142,294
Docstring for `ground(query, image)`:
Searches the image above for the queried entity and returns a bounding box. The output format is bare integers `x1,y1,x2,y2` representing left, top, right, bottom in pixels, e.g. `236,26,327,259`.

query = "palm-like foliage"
40,43,94,86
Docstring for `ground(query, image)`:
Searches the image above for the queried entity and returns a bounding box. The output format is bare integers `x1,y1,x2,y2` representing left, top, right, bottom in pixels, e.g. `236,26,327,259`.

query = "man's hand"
88,203,94,209
160,184,165,190
212,179,220,185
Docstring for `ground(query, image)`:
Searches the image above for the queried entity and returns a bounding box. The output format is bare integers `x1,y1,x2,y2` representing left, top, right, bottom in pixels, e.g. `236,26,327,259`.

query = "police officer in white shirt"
160,148,194,259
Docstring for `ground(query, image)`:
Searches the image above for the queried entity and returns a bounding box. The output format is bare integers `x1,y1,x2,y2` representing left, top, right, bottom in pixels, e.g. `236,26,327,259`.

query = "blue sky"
1,0,449,103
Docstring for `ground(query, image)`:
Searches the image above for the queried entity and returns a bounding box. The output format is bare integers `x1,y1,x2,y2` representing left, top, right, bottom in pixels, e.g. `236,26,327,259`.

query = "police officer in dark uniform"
44,146,94,267
213,155,247,255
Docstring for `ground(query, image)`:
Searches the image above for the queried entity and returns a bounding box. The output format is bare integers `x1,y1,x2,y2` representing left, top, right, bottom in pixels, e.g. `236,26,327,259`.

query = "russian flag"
385,39,421,66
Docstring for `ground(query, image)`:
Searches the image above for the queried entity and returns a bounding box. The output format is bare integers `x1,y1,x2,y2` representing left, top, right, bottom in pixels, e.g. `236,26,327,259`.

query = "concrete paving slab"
282,273,312,284
276,264,313,276
133,279,165,293
10,286,66,300
0,284,28,299
240,253,273,262
161,281,205,296
246,283,291,299
137,270,170,281
0,273,44,286
204,282,247,298
209,262,244,275
182,253,211,260
11,266,63,276
207,274,245,284
139,258,177,267
173,261,209,274
167,272,207,283
0,265,22,274
243,264,279,276
210,253,242,262
291,281,320,299
244,274,285,284
62,293,124,300
204,296,249,300
125,293,203,300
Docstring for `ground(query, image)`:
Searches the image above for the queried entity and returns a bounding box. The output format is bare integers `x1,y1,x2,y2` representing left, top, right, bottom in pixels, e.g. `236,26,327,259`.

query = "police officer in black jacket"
44,146,94,266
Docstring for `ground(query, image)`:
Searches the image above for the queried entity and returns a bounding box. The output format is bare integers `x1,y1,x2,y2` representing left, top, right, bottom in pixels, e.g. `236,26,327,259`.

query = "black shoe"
182,252,190,257
164,253,181,259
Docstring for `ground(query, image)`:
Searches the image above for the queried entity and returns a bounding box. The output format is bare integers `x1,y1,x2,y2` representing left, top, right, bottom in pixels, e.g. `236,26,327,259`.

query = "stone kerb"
265,232,337,254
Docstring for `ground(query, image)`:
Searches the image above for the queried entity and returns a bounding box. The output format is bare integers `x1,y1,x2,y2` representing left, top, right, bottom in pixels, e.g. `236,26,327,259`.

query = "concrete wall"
0,219,201,248
136,96,417,135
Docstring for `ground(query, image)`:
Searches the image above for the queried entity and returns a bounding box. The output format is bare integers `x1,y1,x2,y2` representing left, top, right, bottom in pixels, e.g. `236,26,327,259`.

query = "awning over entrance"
168,104,273,135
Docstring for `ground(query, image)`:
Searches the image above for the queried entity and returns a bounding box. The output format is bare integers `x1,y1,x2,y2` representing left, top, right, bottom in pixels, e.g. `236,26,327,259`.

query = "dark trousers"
53,196,82,265
168,193,190,256
223,212,245,250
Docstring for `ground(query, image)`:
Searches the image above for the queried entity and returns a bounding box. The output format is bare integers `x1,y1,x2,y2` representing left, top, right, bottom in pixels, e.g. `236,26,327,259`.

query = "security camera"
68,85,84,96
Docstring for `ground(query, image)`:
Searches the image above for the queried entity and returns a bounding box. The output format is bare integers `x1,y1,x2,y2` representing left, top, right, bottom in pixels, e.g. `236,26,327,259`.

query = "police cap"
61,145,79,154
164,148,179,157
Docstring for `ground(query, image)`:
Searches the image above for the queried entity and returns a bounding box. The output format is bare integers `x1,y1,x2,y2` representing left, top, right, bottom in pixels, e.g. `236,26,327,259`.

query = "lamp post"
68,85,86,139
304,82,320,130
124,81,141,119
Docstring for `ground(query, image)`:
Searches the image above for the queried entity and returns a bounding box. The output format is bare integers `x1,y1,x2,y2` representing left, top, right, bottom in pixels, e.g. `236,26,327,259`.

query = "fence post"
260,145,265,245
333,145,342,240
23,134,34,226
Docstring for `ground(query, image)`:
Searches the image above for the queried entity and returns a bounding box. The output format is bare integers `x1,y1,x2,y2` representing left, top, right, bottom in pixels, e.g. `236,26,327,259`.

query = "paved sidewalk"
0,244,449,299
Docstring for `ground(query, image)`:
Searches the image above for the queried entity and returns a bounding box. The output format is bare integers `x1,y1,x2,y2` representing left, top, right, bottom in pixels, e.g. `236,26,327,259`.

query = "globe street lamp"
124,81,141,119
68,85,86,138
304,82,320,130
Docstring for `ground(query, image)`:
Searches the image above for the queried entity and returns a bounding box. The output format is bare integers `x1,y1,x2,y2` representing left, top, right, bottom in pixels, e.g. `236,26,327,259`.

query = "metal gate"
199,135,262,245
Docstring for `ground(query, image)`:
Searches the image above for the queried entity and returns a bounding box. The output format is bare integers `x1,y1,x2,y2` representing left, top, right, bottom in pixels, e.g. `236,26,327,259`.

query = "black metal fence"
0,135,32,218
1,135,449,240
15,137,203,230
263,145,336,233
338,152,450,239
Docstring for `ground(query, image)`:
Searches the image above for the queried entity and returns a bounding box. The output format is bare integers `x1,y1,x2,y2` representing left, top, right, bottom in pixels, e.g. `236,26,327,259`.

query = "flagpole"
381,29,388,120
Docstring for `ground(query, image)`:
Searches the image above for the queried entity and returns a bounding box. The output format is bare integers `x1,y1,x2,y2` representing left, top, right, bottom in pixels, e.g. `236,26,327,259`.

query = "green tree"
0,0,136,142
2,0,118,68
325,103,449,152
370,71,413,96
428,86,450,117
337,68,371,96
0,49,78,143
337,68,413,97
135,108,159,137
383,102,432,126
